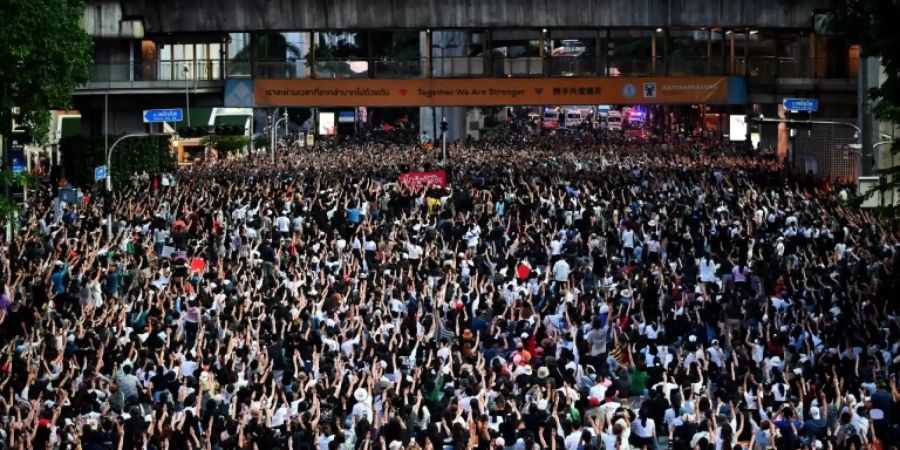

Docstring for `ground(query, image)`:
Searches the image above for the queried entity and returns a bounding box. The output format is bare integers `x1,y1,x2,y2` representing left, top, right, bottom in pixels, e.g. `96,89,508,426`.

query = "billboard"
729,115,748,141
318,112,336,135
338,111,355,123
256,76,743,107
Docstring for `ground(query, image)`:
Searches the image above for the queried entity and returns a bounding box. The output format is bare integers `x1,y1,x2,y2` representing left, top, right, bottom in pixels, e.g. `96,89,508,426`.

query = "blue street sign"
9,138,26,174
94,165,107,181
143,108,184,123
783,98,818,112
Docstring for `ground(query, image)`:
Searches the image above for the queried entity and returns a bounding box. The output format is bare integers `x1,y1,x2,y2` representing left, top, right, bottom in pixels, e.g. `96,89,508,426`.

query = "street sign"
8,137,26,174
94,165,107,181
143,108,184,123
783,98,819,112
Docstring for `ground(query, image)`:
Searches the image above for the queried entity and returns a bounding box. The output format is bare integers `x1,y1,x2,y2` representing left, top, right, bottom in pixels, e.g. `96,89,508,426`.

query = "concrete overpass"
115,0,827,32
71,0,879,180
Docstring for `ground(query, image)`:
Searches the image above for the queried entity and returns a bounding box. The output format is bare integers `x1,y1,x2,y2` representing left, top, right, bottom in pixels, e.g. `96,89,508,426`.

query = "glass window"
745,30,776,76
489,29,542,76
159,44,173,80
227,33,251,77
431,30,485,77
371,31,421,78
314,32,369,79
668,29,707,75
549,30,601,76
608,29,653,76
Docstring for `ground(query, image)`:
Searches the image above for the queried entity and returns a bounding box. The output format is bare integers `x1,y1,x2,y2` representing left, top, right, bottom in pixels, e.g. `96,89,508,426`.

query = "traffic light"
440,118,448,133
177,127,206,138
213,125,246,136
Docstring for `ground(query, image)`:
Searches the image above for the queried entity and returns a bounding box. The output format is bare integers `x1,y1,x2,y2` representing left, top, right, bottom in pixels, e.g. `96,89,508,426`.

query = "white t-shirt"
699,258,717,282
632,418,655,438
276,216,291,233
622,230,636,248
552,259,571,282
550,239,564,256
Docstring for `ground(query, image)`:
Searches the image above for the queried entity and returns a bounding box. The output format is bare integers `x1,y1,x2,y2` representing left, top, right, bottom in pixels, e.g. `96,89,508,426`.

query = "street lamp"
183,64,191,127
440,117,448,161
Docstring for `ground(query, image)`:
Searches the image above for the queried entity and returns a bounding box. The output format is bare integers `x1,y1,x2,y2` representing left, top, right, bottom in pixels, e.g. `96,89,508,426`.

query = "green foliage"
0,169,35,221
831,0,900,214
60,136,174,190
253,134,269,150
0,0,92,142
202,135,249,154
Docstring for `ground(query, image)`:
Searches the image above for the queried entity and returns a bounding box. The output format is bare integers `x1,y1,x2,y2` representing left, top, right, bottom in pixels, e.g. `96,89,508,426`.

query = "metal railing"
491,57,544,77
432,57,485,77
373,59,423,78
549,56,603,76
87,59,224,83
666,57,724,76
84,56,859,86
607,58,654,76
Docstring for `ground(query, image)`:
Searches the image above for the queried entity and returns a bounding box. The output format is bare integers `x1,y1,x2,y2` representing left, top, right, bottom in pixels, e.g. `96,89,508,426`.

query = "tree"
202,135,250,155
0,0,92,221
0,0,93,141
60,136,174,190
0,168,35,221
830,0,900,213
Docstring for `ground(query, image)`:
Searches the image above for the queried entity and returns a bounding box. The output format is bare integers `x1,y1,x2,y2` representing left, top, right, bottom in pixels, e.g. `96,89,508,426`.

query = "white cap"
809,406,821,420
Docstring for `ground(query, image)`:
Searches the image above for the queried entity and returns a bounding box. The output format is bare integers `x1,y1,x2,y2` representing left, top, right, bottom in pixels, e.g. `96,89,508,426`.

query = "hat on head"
537,367,550,379
353,388,369,403
620,289,633,299
810,406,821,420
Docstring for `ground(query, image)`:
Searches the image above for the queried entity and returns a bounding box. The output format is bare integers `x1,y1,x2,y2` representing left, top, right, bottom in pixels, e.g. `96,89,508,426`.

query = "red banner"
398,170,448,188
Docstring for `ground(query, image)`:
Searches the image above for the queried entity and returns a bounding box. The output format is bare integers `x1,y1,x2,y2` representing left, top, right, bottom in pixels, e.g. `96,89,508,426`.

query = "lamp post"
183,65,191,127
273,116,287,164
440,117,448,161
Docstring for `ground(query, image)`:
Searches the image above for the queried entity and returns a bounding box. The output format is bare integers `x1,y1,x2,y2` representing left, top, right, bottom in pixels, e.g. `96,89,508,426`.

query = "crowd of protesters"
0,130,898,450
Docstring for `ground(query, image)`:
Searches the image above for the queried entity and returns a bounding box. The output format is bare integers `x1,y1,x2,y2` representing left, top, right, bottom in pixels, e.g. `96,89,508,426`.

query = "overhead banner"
318,112,336,135
255,76,743,107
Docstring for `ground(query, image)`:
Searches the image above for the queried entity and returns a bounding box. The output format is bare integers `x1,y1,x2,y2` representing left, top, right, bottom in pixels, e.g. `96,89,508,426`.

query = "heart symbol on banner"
534,87,544,95
399,88,408,96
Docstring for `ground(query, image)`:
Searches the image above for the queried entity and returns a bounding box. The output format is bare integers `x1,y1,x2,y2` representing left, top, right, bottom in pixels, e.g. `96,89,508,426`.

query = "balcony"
78,59,226,92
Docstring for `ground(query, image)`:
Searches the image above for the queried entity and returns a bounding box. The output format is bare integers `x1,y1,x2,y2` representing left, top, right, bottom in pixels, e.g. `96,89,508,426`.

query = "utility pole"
270,108,277,164
440,117,448,161
184,65,191,127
